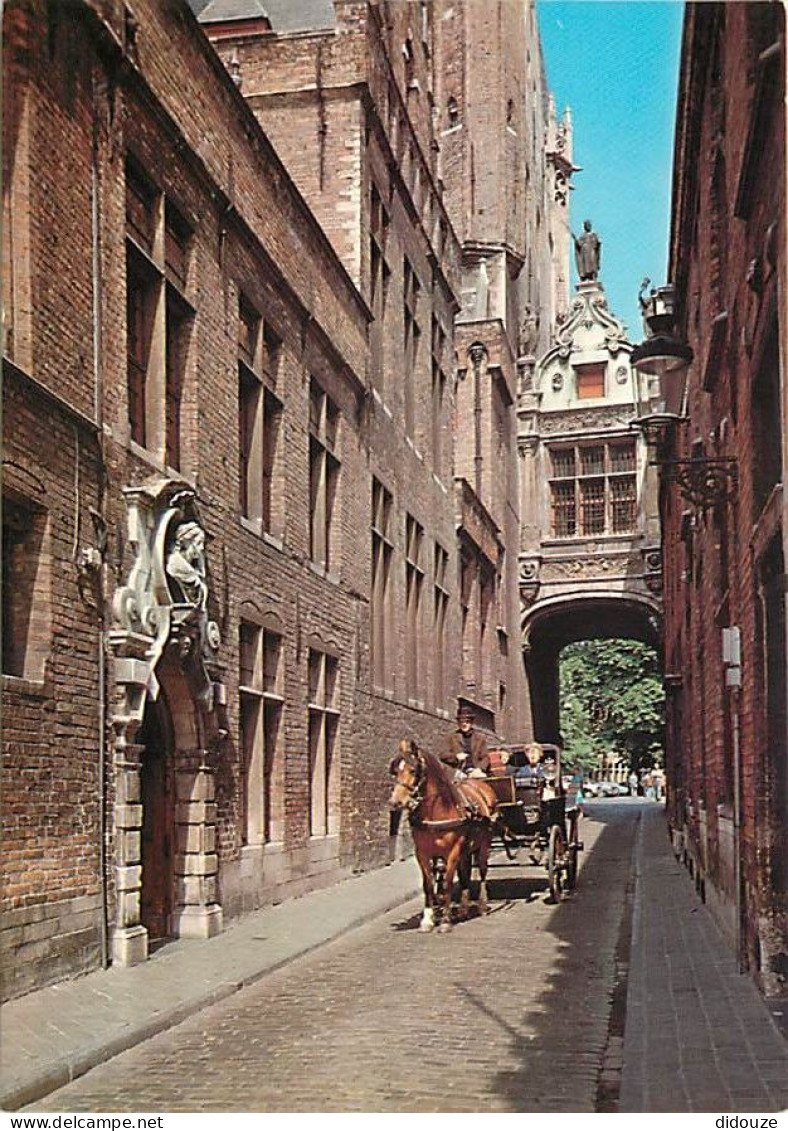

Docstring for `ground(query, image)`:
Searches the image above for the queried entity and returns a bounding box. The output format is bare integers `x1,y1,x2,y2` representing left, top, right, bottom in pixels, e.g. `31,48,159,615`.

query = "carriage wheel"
548,824,566,903
566,815,579,891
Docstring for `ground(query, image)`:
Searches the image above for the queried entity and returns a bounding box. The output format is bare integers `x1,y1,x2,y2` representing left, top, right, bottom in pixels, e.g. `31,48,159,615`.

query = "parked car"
596,780,628,797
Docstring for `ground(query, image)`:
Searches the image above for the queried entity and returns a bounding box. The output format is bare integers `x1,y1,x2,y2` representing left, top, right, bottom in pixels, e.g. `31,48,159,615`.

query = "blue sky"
538,1,684,338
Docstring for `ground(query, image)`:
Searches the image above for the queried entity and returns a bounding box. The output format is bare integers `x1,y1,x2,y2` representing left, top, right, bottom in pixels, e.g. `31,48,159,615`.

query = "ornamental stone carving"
541,556,630,580
539,407,634,435
110,477,224,731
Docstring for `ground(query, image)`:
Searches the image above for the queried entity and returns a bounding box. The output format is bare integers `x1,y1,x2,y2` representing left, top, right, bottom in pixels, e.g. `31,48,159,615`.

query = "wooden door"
139,703,173,941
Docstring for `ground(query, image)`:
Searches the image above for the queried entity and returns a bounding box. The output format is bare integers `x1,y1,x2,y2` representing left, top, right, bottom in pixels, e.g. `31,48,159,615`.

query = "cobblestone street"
15,804,788,1114
28,809,624,1113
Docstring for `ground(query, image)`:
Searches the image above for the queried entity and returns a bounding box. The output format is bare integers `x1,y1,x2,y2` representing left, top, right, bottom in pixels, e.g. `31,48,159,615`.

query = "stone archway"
108,478,227,966
522,594,662,746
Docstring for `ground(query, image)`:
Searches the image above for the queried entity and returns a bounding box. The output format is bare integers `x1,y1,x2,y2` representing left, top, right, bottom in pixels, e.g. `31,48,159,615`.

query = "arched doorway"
137,698,175,943
523,595,662,745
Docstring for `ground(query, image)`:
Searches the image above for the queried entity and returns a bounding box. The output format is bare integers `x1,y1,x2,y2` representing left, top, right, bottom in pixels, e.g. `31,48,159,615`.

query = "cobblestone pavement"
29,811,622,1113
19,803,788,1114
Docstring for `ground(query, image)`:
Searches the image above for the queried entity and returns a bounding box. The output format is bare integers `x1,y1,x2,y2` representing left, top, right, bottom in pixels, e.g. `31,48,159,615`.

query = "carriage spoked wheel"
565,813,579,891
547,823,567,903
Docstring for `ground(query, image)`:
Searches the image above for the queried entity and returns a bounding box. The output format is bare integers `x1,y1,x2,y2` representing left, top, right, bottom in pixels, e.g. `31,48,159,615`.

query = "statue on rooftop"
573,220,601,282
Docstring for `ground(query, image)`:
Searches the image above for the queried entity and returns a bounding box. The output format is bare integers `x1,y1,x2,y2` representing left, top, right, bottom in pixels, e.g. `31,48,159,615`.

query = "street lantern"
630,279,737,511
630,282,693,444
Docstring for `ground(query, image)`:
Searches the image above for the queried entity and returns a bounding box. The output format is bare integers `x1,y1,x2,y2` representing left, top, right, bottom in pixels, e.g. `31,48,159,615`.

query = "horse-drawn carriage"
485,743,583,903
389,738,583,931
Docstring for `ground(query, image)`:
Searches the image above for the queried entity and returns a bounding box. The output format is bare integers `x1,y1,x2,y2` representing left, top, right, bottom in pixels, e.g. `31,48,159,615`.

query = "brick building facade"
2,0,559,998
663,1,787,993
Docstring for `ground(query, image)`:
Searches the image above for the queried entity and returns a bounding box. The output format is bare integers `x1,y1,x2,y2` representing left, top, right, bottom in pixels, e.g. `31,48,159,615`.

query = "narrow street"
21,803,788,1114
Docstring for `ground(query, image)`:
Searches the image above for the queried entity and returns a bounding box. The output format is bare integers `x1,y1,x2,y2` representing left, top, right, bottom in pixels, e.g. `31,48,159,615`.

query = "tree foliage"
559,639,665,773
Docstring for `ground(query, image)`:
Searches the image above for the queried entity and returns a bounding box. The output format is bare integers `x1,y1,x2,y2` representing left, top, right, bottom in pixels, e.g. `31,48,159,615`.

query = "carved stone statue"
166,520,208,610
573,220,601,281
518,304,540,357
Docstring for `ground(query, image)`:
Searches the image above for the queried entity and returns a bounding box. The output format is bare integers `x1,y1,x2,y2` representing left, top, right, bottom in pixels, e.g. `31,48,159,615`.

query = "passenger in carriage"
441,705,490,779
515,741,547,784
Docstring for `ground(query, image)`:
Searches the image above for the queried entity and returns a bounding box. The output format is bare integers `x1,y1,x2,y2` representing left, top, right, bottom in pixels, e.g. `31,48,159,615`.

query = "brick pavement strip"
619,807,788,1114
24,811,624,1114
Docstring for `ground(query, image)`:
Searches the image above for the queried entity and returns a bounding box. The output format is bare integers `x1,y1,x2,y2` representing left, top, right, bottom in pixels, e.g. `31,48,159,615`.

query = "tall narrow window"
238,297,282,530
431,315,447,479
2,495,50,681
125,159,193,460
309,379,340,571
164,203,193,471
433,543,449,710
308,649,339,837
405,514,424,701
370,185,390,388
403,258,420,438
239,623,284,845
371,479,393,691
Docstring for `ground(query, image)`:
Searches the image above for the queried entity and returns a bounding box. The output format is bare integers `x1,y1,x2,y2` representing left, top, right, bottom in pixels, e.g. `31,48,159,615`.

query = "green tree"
559,639,664,774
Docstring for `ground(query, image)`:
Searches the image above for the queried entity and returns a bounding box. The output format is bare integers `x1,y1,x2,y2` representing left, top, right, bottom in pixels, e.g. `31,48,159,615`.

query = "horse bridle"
397,750,427,815
393,748,476,830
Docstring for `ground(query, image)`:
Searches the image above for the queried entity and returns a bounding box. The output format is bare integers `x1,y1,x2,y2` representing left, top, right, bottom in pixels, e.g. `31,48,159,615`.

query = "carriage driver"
441,705,491,779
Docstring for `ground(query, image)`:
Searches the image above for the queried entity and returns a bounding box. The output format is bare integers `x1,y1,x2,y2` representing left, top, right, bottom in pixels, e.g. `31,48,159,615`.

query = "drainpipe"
731,687,745,973
91,75,109,969
722,625,745,973
469,342,486,498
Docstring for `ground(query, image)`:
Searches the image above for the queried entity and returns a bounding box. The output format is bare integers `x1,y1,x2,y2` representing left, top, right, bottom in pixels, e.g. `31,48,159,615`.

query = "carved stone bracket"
109,477,225,740
519,555,541,611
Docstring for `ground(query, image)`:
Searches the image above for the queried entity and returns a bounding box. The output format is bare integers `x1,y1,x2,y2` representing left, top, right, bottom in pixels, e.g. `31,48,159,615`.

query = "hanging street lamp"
630,279,737,512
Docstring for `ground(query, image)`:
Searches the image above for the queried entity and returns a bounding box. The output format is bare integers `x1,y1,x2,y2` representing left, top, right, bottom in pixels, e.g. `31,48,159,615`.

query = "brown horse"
389,739,498,932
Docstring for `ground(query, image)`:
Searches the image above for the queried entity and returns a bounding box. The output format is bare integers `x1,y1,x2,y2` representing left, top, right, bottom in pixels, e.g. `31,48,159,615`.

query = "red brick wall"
665,1,787,991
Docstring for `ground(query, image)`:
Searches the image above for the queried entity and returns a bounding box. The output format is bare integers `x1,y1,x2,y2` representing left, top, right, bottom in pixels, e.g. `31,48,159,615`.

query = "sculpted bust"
166,520,208,609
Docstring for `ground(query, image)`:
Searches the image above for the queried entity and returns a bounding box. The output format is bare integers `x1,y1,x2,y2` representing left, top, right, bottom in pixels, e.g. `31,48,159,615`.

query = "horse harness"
397,752,486,831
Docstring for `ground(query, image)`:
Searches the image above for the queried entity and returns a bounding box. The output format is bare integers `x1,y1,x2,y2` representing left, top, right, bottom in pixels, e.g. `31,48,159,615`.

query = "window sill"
307,561,340,586
405,436,424,462
541,532,643,548
432,472,448,494
2,673,50,699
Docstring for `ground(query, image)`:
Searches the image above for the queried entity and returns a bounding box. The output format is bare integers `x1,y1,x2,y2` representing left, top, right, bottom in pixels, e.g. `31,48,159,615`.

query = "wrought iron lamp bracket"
650,457,738,511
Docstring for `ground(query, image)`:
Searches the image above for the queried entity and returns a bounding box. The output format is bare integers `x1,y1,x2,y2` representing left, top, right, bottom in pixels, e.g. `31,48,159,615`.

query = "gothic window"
433,543,449,711
238,297,282,531
405,514,424,702
125,157,194,463
370,184,391,389
2,494,50,681
239,623,284,845
751,319,782,520
308,649,340,837
431,315,447,479
403,258,421,439
309,379,340,570
371,478,394,692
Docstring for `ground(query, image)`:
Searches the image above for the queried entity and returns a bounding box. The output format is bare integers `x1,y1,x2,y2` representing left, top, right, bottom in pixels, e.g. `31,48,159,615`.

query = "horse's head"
388,739,425,813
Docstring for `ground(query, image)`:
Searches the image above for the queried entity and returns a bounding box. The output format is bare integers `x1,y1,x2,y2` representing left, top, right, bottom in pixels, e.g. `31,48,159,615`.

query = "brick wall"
665,1,787,993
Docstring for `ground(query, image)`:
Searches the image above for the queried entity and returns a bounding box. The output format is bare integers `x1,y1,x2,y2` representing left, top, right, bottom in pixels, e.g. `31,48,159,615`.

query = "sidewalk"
1,859,422,1111
620,806,788,1113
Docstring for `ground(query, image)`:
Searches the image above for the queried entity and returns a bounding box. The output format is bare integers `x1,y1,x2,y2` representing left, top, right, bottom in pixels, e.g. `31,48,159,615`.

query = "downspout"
469,343,486,498
731,683,745,972
91,73,109,970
